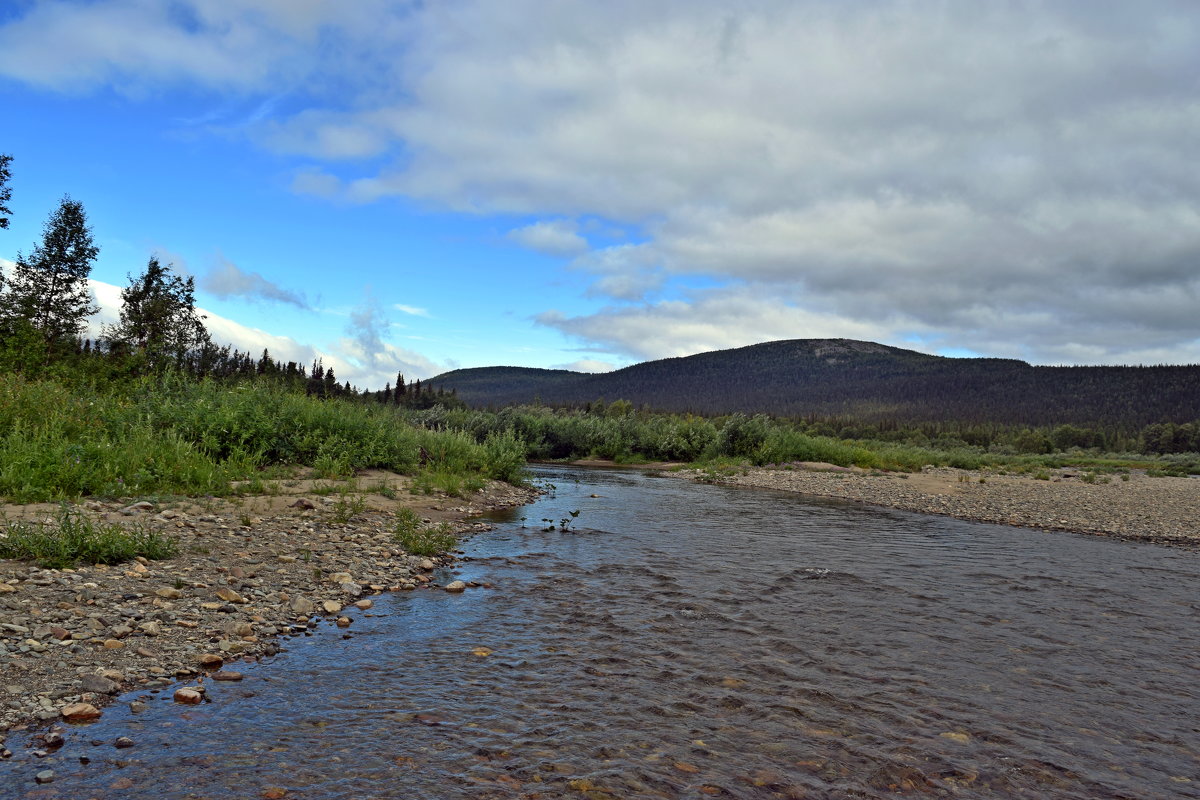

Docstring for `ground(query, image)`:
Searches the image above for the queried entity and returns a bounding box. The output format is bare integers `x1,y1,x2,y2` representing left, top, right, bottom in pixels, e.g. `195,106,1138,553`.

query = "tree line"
0,154,458,407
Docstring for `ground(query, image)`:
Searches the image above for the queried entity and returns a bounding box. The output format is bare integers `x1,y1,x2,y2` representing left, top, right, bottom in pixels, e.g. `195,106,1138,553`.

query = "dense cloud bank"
3,1,1198,365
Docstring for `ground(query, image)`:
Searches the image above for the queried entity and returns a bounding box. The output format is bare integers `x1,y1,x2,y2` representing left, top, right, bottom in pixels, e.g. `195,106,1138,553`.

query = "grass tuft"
392,507,457,556
0,507,177,569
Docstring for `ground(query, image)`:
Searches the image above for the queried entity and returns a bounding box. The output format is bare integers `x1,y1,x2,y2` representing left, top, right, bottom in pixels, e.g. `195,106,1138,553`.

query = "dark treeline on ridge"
428,339,1200,450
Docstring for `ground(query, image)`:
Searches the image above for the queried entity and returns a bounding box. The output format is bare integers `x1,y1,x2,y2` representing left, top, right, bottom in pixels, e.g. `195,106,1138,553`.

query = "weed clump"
0,507,177,569
392,507,456,556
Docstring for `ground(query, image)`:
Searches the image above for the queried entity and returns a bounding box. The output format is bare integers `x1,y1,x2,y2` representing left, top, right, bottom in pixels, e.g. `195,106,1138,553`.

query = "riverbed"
1,465,1197,798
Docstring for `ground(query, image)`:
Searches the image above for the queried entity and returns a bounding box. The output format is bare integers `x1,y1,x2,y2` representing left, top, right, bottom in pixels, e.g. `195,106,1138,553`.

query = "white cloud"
6,2,1200,364
508,219,588,257
200,255,310,308
554,358,617,373
290,168,342,198
537,288,896,362
393,304,430,318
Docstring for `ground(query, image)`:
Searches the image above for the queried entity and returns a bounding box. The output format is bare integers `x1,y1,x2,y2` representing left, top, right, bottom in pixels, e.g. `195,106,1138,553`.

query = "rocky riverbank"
686,463,1199,547
0,470,538,744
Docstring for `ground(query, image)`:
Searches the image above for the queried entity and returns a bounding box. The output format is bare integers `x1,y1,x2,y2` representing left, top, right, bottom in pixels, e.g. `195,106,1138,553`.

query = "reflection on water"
2,466,1198,799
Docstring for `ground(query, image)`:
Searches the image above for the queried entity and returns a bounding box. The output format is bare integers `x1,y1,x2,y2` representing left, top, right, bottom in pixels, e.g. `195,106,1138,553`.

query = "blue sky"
3,1,1199,389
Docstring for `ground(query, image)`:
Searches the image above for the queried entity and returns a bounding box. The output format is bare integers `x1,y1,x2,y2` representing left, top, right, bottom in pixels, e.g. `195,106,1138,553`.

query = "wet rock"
129,701,147,713
444,581,467,593
173,688,203,705
211,671,244,681
336,616,352,628
61,703,102,722
867,763,931,793
114,736,135,749
35,769,54,784
354,599,373,610
198,653,224,669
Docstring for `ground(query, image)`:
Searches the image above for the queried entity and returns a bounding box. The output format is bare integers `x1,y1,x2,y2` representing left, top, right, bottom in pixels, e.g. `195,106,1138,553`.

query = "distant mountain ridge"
428,339,1200,426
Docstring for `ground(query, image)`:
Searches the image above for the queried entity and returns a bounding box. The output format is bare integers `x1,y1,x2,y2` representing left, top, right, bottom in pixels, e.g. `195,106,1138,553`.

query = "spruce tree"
107,256,210,367
0,153,11,229
0,196,99,346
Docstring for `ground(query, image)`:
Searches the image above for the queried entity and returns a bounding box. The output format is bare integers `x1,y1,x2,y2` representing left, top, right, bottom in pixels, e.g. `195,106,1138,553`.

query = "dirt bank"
0,470,538,742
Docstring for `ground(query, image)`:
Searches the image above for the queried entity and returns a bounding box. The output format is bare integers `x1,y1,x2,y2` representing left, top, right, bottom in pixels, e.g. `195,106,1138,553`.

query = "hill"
428,339,1200,427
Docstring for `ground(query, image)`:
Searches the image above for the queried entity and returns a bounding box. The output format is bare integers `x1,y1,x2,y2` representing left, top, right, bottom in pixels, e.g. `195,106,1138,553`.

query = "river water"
2,466,1198,799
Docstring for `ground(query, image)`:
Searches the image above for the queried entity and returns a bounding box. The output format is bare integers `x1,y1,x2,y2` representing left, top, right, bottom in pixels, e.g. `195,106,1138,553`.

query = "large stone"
156,588,183,599
198,654,224,668
61,703,102,722
321,600,342,614
444,581,467,593
173,688,203,705
212,671,244,682
215,587,245,604
80,674,120,695
290,597,314,615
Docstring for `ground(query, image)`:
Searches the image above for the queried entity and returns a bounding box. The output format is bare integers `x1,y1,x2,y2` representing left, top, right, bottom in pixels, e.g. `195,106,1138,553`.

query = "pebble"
444,581,467,593
718,467,1200,546
0,480,541,735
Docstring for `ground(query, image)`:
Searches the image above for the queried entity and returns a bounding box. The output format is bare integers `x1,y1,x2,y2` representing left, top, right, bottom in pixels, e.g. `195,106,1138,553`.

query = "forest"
428,338,1200,452
1,155,1197,499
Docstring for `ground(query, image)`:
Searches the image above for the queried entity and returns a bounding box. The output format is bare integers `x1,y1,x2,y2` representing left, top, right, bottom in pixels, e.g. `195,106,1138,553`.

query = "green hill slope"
428,339,1200,427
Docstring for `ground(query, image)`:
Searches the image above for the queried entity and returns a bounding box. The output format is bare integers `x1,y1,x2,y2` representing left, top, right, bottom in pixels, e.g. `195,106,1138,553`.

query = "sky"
2,1,1199,389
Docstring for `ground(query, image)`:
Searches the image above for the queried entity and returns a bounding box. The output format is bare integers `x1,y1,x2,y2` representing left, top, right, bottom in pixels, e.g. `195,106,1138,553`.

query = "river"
2,465,1197,798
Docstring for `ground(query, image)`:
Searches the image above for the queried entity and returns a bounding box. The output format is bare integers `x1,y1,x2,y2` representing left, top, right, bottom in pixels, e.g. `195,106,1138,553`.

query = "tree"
0,196,99,347
106,256,210,367
0,153,11,229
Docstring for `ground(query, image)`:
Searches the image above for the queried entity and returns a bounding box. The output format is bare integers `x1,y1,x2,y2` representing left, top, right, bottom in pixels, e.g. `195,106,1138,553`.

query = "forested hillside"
428,339,1200,428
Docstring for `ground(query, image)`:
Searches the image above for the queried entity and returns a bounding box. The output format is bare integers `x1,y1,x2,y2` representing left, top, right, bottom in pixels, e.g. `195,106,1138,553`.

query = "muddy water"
2,466,1198,799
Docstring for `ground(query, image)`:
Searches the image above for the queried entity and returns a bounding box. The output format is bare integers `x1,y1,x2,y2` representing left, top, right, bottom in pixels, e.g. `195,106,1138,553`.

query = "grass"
328,494,368,523
392,507,457,556
0,507,177,569
410,468,487,498
0,372,525,503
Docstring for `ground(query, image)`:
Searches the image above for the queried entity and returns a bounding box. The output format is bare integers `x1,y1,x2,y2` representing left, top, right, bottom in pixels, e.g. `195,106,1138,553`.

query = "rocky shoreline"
686,463,1200,547
0,471,538,748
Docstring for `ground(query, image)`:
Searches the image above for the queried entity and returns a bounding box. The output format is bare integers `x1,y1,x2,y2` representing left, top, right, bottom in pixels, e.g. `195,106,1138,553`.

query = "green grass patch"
392,507,457,556
327,494,368,524
0,507,177,569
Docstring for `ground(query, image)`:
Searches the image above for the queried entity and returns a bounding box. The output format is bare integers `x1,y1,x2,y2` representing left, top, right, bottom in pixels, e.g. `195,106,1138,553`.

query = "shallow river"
2,466,1199,799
